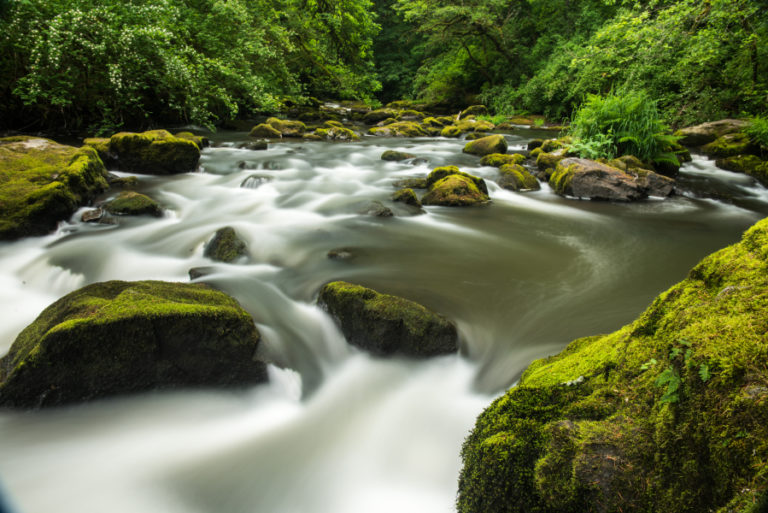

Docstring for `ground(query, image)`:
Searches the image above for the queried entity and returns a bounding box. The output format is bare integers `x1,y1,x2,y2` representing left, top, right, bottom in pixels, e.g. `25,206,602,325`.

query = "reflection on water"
0,131,764,513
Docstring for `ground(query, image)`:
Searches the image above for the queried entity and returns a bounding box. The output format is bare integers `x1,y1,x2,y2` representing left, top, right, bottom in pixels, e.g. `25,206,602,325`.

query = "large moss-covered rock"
675,119,748,147
0,137,108,240
0,280,268,408
536,150,568,172
441,125,463,138
174,132,208,150
422,173,490,206
317,281,458,357
369,122,427,137
381,150,416,162
392,188,422,207
716,155,768,186
105,191,162,217
250,123,282,138
460,105,488,118
701,133,758,159
204,227,248,262
458,217,768,513
481,153,525,167
265,117,306,137
426,166,489,195
550,158,645,201
363,108,399,125
109,130,200,174
315,126,359,141
498,164,540,192
463,135,508,157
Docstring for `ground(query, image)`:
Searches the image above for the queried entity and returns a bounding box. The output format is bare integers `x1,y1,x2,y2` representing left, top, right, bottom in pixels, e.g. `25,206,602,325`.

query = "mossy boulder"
716,155,768,186
381,150,416,162
421,117,447,128
363,108,399,125
456,119,495,133
265,117,306,138
550,158,645,201
82,137,114,166
422,173,490,207
536,150,568,172
317,281,458,357
426,166,489,195
392,188,421,207
481,153,525,167
0,280,268,408
0,136,109,240
458,217,768,513
441,126,463,138
315,126,359,141
701,133,758,159
460,105,488,118
397,109,425,122
463,134,508,157
464,133,486,141
498,164,540,192
204,227,247,263
250,123,283,139
369,122,427,137
174,132,208,150
109,130,200,174
675,119,748,147
105,191,162,217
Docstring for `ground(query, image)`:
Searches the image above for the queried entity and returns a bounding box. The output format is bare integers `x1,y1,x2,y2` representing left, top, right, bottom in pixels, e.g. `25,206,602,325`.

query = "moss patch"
422,173,490,206
716,155,768,186
498,164,540,192
458,217,768,513
0,280,267,408
369,121,427,137
109,130,200,174
204,227,247,263
481,153,526,167
0,136,108,240
463,135,508,157
392,188,421,207
105,191,162,217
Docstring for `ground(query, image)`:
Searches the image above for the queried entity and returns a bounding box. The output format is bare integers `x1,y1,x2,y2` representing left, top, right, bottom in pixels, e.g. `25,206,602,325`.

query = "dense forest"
1,0,766,133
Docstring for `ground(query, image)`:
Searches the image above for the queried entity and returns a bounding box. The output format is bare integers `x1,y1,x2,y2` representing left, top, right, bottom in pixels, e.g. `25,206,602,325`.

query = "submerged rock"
392,188,422,208
360,201,394,217
204,227,248,263
458,217,768,513
105,191,162,217
0,280,268,408
463,134,508,157
381,150,416,162
109,130,200,174
392,177,428,189
0,136,108,240
317,281,458,357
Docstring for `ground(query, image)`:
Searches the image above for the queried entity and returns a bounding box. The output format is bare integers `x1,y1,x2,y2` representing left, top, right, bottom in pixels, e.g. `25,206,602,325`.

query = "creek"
0,129,766,513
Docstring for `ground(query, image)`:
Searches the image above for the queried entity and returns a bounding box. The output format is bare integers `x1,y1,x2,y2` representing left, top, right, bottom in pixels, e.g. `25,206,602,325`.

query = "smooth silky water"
0,129,765,513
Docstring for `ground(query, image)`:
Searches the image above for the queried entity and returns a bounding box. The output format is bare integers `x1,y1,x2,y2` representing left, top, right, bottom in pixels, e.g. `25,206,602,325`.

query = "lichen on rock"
0,280,267,408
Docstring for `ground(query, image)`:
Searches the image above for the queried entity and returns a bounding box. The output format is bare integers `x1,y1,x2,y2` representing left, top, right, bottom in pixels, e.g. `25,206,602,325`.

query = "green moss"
441,125,463,138
392,188,421,207
250,123,282,138
369,121,427,137
456,119,495,133
315,126,359,141
458,217,768,513
204,227,247,263
396,109,425,121
317,281,457,357
425,166,488,194
422,174,490,206
421,117,446,128
498,164,540,192
323,120,344,128
481,153,526,167
701,133,758,159
174,132,208,150
266,117,307,137
82,137,111,163
109,130,200,174
105,191,162,217
461,105,488,117
0,280,266,408
363,108,399,124
463,135,508,156
530,147,544,158
0,137,108,240
381,150,416,162
716,155,768,186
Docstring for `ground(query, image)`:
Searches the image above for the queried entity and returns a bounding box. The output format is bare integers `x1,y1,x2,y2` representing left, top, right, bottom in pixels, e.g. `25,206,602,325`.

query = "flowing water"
0,129,766,513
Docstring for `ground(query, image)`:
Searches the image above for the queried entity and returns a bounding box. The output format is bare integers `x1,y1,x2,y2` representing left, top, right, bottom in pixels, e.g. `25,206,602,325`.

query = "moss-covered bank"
0,280,267,408
0,136,108,240
459,217,768,513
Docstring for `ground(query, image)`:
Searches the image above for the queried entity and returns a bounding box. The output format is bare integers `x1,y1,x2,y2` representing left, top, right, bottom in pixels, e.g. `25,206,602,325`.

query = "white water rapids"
0,129,765,513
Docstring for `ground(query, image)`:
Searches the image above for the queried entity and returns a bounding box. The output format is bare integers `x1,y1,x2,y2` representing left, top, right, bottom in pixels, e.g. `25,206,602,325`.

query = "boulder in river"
105,191,163,217
315,126,359,141
204,227,248,263
458,216,768,513
369,122,427,137
363,108,399,125
460,105,488,118
318,281,458,357
250,123,282,139
481,153,526,167
392,177,428,189
109,130,200,174
0,280,268,408
550,158,645,201
174,132,209,150
498,164,540,192
701,133,758,159
360,200,394,217
392,188,422,208
422,171,490,206
381,150,416,162
265,117,306,138
463,134,508,157
0,136,108,240
441,126,463,138
675,119,748,147
426,165,489,194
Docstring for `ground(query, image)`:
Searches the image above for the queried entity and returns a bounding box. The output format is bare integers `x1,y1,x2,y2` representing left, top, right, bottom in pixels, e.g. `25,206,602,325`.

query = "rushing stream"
0,128,766,513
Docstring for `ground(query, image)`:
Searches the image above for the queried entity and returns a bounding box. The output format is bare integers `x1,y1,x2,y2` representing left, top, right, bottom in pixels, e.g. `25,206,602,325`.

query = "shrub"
567,90,679,165
745,116,768,150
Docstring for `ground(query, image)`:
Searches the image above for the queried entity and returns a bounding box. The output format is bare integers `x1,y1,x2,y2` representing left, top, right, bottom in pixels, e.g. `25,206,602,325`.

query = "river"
0,128,765,513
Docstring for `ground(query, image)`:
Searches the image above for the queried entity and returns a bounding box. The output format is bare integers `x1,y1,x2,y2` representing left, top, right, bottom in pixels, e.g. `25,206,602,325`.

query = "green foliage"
746,116,768,149
567,90,679,164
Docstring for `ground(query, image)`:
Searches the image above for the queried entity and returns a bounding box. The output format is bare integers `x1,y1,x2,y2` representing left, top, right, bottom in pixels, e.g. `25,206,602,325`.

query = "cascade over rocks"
0,136,109,240
0,280,268,408
317,281,458,357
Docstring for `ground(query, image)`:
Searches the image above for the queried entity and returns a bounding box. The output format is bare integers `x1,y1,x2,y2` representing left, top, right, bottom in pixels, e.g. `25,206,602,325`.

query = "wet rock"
0,280,268,408
481,153,526,167
0,136,108,240
237,141,269,150
550,158,645,201
410,157,430,166
265,117,306,138
204,227,247,263
701,133,758,159
188,266,215,280
240,175,272,189
369,122,427,137
174,132,209,150
392,177,428,189
360,201,394,217
716,155,768,186
81,208,106,223
249,124,282,139
498,164,540,192
317,281,458,357
363,108,399,125
537,149,568,173
381,150,416,162
109,130,200,174
422,173,490,207
675,119,748,147
463,134,508,157
392,188,422,207
315,126,359,141
104,191,163,217
107,174,139,189
426,166,489,195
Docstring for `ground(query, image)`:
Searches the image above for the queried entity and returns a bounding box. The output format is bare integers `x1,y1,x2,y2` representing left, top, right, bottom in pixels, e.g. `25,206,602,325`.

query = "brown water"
0,129,765,513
